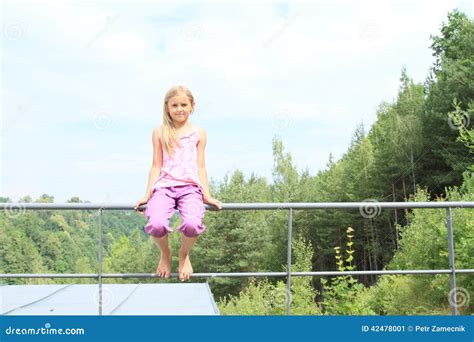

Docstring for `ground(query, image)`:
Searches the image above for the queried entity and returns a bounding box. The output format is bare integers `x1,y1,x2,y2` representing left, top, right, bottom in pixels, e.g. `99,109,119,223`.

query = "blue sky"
1,0,473,203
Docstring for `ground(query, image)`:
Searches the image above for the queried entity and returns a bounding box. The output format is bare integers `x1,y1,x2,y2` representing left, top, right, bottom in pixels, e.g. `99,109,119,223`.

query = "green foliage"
193,170,273,298
0,195,149,285
365,173,474,314
369,71,424,198
418,10,473,195
320,227,375,315
448,98,474,167
218,236,321,315
364,275,449,315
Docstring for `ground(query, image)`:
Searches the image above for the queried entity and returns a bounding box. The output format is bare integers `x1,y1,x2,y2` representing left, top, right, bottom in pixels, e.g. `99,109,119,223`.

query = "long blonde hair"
162,85,195,155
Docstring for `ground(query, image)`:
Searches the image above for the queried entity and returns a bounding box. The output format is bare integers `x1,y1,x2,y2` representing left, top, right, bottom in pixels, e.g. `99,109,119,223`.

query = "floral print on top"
152,129,203,192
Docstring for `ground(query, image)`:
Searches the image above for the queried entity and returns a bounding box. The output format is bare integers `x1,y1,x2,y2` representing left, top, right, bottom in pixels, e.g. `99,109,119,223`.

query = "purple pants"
143,184,206,238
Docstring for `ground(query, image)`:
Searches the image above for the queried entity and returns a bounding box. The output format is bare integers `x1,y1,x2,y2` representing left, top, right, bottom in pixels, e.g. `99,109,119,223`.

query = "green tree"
218,236,321,315
418,10,473,196
366,174,473,314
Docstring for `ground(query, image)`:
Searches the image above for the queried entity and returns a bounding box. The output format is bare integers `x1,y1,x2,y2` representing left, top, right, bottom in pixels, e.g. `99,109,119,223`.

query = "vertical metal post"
446,207,457,316
98,208,103,316
286,208,293,315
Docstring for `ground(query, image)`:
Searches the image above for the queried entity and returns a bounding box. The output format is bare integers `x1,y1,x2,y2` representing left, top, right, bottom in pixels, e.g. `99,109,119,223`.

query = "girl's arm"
144,127,163,199
197,128,222,209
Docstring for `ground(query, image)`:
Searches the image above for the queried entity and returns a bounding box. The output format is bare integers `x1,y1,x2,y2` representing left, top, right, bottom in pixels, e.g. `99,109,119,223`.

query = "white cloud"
73,153,148,174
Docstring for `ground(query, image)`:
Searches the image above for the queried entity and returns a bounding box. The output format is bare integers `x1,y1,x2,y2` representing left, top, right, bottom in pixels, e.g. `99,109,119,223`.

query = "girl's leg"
144,187,176,278
175,184,207,281
152,234,172,278
178,235,198,281
143,188,175,237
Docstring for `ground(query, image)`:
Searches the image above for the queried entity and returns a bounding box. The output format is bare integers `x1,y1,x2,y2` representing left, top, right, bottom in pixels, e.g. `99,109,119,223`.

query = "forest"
1,10,473,315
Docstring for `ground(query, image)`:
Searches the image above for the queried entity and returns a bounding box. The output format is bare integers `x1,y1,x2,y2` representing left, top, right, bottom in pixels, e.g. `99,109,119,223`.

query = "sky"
1,0,473,203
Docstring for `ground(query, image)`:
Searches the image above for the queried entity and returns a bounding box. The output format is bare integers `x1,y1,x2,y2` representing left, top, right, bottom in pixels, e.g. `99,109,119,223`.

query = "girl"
134,85,222,282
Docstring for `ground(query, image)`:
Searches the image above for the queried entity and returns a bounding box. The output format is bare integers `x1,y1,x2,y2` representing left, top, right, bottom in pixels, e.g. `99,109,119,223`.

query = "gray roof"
1,283,219,315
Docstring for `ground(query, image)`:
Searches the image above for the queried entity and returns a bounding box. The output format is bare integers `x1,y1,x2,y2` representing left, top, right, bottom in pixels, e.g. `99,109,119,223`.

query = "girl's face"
166,93,194,125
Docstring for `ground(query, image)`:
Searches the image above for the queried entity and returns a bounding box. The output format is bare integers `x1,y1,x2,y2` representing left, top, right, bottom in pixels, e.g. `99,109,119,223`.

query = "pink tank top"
152,128,203,192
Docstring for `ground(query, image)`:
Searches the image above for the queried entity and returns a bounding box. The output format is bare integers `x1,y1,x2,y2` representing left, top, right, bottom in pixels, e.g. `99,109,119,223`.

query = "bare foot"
178,249,193,282
156,250,172,278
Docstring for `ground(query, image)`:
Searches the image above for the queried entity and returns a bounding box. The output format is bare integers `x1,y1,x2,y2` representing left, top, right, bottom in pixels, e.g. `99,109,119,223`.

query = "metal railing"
2,201,474,316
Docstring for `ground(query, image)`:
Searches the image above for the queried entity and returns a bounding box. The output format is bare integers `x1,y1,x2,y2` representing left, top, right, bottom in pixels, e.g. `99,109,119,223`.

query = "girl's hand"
203,196,222,210
134,196,150,213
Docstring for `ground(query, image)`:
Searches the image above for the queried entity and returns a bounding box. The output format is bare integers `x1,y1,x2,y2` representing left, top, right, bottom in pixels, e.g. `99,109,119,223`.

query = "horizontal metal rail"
1,201,473,316
3,269,474,278
2,201,474,210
